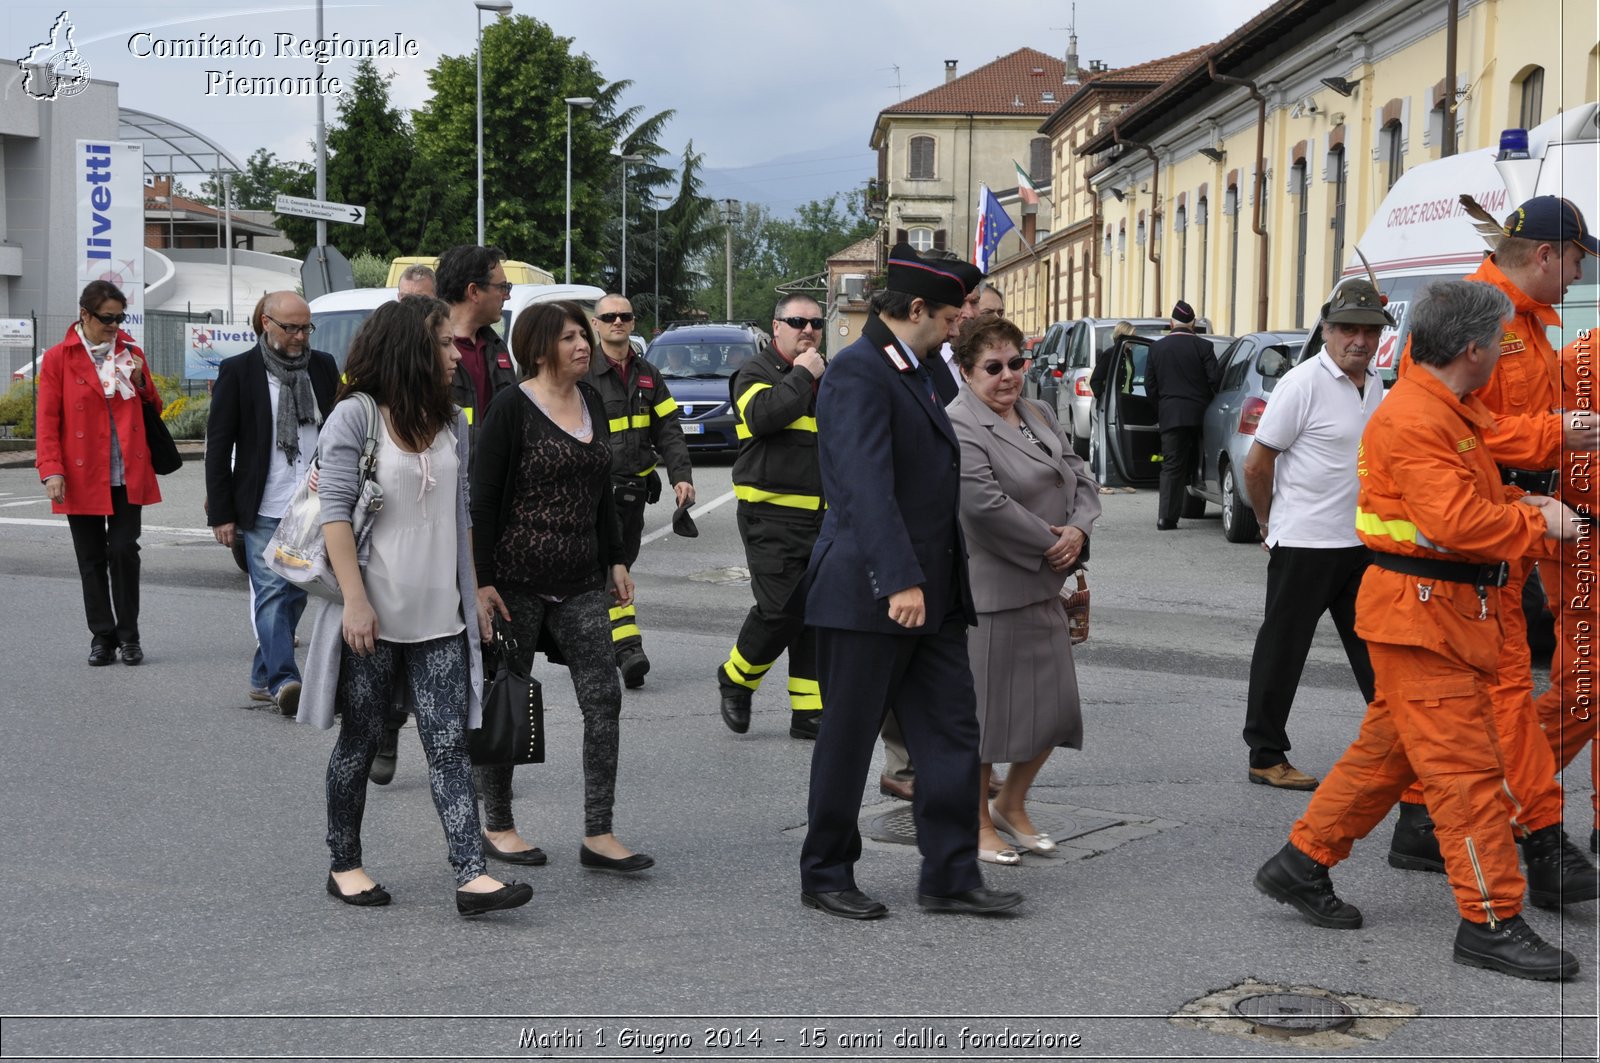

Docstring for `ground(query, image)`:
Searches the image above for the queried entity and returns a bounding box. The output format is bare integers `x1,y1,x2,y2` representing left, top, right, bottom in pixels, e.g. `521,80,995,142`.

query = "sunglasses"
86,310,128,326
264,315,316,336
477,280,514,296
977,355,1031,376
596,312,637,324
779,316,825,331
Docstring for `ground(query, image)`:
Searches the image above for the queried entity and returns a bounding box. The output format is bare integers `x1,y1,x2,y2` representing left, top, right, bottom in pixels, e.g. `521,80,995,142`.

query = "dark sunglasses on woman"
978,355,1031,376
87,311,129,326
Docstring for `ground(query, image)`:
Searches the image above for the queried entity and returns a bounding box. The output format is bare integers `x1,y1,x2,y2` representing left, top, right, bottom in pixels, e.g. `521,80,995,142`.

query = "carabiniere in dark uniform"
717,336,826,738
586,349,694,685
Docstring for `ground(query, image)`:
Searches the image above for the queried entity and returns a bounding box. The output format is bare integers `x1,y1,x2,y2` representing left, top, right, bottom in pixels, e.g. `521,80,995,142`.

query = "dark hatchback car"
645,324,768,453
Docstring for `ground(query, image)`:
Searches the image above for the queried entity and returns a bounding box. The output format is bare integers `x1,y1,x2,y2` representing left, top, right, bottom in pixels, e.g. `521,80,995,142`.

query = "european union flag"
973,185,1016,272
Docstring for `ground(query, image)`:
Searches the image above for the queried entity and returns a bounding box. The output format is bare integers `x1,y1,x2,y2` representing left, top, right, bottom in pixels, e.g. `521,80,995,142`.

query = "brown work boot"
1248,762,1319,790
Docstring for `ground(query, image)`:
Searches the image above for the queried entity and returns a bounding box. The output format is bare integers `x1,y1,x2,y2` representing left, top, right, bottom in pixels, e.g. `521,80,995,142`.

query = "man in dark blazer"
205,291,338,715
797,243,1023,920
1144,299,1220,530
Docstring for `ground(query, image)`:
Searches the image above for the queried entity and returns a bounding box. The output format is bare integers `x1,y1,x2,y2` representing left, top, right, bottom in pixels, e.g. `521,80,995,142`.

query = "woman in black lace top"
470,301,654,875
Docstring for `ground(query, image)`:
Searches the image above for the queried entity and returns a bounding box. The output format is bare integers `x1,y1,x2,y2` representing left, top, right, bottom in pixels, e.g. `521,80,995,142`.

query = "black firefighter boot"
1254,843,1364,929
1453,914,1579,980
1520,824,1600,909
1387,801,1445,873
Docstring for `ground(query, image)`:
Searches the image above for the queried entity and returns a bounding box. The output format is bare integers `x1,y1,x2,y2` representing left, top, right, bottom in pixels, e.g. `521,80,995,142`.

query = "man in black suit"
204,291,338,715
1144,300,1220,530
797,243,1023,920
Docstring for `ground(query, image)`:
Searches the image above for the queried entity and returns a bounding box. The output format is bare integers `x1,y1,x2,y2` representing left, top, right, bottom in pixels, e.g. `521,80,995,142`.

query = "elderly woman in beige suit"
948,315,1102,865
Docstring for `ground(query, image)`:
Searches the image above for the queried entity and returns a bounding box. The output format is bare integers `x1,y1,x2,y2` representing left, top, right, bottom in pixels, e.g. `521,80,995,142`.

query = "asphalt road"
0,455,1595,1062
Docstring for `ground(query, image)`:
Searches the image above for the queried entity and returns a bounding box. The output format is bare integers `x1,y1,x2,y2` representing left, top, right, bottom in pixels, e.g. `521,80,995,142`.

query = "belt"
1500,466,1557,494
1372,552,1509,588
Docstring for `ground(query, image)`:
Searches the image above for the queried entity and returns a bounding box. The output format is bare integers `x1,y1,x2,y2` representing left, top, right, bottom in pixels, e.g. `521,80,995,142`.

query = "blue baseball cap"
1502,196,1600,257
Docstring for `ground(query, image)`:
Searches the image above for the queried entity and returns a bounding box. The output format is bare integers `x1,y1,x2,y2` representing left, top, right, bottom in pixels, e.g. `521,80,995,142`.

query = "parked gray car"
1190,330,1309,542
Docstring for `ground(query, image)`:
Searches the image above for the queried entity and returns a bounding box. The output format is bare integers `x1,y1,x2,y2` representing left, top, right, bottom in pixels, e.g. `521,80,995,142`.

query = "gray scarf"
260,341,320,465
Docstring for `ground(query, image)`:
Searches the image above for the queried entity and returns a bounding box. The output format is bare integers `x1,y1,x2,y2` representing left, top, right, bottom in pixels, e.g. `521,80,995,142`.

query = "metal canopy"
118,107,244,177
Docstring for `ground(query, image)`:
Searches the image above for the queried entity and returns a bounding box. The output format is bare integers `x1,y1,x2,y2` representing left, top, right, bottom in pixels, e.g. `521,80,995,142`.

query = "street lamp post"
719,198,741,321
653,198,661,332
613,151,643,297
474,0,513,247
563,96,596,283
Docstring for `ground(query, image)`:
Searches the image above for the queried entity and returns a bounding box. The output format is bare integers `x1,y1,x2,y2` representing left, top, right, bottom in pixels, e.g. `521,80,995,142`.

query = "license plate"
681,423,704,434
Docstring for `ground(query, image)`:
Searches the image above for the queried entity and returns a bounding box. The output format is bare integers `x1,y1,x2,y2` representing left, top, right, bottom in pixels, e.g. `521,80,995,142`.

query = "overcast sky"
8,0,1269,208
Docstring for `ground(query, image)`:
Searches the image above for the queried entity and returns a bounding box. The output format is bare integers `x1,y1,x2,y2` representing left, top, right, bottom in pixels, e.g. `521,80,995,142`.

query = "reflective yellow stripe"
608,413,652,433
729,646,774,677
464,406,474,426
610,624,641,641
631,413,651,429
607,416,629,434
609,605,637,621
733,484,823,510
1355,508,1442,551
788,677,822,709
653,397,679,418
722,660,762,691
634,463,656,477
736,413,818,441
736,383,772,418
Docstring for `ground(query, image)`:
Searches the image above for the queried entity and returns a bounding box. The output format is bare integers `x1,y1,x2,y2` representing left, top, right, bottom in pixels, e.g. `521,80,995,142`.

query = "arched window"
908,135,935,180
906,227,935,252
1517,66,1545,128
1029,137,1051,184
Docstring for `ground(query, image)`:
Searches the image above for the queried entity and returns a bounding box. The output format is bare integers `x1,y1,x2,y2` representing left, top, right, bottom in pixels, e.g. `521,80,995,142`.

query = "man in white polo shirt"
1240,280,1394,789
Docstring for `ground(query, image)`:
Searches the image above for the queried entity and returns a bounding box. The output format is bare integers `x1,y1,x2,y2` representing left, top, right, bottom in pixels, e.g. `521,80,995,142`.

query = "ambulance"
1312,102,1599,380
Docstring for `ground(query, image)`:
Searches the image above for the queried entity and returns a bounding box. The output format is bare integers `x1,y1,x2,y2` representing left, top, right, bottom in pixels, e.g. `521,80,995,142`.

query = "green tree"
321,58,423,259
632,141,723,332
201,148,313,212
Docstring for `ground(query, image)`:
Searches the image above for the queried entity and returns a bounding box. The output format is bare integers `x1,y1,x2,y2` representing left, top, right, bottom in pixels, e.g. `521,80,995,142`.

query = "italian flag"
1014,161,1041,206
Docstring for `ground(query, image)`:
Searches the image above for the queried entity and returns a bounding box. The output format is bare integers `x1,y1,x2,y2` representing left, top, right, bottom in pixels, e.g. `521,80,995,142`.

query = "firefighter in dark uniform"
718,294,828,740
587,293,695,689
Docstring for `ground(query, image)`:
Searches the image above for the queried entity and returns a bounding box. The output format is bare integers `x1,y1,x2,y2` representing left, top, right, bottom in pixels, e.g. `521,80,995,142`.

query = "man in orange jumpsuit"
1255,280,1584,981
1385,198,1600,908
1536,332,1600,853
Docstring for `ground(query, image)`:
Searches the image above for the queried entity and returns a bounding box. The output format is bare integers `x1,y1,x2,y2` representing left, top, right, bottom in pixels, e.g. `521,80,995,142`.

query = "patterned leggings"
327,632,486,886
475,585,622,837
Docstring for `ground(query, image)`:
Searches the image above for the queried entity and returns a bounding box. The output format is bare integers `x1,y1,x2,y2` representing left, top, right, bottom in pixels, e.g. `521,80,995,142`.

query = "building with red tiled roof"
870,48,1071,270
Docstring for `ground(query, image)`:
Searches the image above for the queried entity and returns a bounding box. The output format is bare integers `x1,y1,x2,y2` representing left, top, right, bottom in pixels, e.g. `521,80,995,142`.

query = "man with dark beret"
1145,299,1220,530
795,243,1023,920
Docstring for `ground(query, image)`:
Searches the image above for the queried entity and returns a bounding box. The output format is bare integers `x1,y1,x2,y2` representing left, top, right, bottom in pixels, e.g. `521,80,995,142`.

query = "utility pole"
719,198,741,321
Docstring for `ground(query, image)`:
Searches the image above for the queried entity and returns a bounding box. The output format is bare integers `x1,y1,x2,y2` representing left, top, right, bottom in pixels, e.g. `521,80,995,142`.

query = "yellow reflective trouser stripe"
723,646,773,691
788,677,822,712
464,406,474,425
654,397,679,418
609,605,636,622
722,661,762,690
730,646,773,676
611,625,641,641
1355,508,1442,551
733,484,823,510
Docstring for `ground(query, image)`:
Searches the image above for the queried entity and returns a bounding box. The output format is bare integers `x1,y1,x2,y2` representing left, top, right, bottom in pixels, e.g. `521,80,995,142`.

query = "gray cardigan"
297,400,484,730
948,391,1101,614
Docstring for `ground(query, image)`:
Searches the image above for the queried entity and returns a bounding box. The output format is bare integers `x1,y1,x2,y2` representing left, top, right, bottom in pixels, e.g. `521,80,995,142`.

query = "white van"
309,282,607,369
1307,102,1599,378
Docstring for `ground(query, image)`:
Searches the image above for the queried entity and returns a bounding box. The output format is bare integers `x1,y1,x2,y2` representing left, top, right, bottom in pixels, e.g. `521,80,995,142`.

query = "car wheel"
231,537,250,573
1221,463,1259,543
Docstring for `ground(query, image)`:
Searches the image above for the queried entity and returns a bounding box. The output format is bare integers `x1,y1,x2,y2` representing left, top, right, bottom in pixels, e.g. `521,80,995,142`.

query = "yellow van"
385,256,555,288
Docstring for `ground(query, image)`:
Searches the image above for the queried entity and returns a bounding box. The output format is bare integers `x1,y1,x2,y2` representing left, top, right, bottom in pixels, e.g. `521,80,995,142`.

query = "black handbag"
468,618,545,766
142,399,182,475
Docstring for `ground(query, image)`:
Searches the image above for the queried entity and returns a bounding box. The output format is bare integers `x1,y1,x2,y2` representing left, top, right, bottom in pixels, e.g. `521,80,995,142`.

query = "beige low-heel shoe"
991,804,1056,854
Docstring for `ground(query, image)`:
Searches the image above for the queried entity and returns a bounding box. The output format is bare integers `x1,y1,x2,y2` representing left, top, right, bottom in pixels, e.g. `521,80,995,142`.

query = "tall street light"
653,195,662,333
613,151,643,297
474,0,513,246
563,96,596,283
719,198,741,321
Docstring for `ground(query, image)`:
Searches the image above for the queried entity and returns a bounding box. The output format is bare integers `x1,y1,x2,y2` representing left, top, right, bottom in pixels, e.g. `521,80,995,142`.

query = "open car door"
1101,335,1162,487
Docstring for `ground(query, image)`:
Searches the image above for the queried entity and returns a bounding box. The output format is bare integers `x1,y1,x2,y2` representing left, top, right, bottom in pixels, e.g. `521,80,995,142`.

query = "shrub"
352,252,389,289
167,395,211,439
161,395,189,423
0,379,37,437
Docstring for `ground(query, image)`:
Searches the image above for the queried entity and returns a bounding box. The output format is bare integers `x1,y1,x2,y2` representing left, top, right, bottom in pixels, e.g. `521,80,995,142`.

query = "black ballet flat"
456,880,533,917
483,834,548,866
578,845,655,874
326,873,390,907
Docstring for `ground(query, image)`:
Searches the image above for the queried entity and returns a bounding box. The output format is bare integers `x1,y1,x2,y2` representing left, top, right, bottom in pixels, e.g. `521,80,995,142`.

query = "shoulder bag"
141,400,182,475
469,617,545,766
262,392,384,602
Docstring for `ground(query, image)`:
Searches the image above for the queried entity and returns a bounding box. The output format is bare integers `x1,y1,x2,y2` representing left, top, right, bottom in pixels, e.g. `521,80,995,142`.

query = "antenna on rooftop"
881,64,904,99
1052,3,1081,85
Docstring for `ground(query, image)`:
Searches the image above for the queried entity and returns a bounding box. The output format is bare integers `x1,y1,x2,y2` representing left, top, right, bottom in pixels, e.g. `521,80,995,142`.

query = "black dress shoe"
369,725,399,786
1156,521,1177,531
456,880,533,917
879,774,914,801
483,834,548,866
1453,914,1578,980
619,649,650,690
719,683,752,734
1254,842,1362,928
87,643,115,667
326,873,390,907
802,888,888,920
789,711,820,740
917,886,1023,914
1387,801,1445,873
118,642,143,665
579,845,654,873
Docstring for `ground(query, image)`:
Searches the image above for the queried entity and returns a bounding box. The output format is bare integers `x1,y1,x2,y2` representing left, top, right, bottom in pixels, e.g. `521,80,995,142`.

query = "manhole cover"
689,566,750,585
1232,993,1355,1037
865,805,1114,847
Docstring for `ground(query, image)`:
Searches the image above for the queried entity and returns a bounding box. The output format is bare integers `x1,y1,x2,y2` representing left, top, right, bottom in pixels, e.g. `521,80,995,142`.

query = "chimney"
944,59,958,83
1064,28,1080,84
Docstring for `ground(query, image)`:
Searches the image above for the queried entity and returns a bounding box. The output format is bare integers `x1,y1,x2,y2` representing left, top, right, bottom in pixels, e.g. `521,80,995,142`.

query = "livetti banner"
76,140,145,348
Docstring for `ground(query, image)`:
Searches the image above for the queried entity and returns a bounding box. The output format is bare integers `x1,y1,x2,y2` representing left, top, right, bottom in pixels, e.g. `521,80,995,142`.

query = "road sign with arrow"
274,194,366,226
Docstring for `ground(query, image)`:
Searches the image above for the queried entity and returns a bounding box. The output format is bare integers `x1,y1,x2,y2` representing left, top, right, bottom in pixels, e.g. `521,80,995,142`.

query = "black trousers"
1157,426,1200,526
67,485,142,647
720,509,820,711
1243,544,1376,768
609,484,648,657
801,619,982,897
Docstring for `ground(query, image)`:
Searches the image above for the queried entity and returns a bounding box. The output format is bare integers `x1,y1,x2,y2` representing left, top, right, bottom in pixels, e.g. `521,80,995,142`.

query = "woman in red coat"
36,280,163,665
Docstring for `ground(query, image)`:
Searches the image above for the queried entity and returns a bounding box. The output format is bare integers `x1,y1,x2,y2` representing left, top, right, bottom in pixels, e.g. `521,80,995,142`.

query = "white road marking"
0,499,48,507
638,488,736,547
0,517,213,536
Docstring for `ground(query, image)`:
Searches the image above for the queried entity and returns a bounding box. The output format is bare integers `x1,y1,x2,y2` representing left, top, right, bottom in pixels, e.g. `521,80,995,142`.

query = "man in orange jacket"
1535,332,1600,853
1385,198,1600,905
1255,280,1585,981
